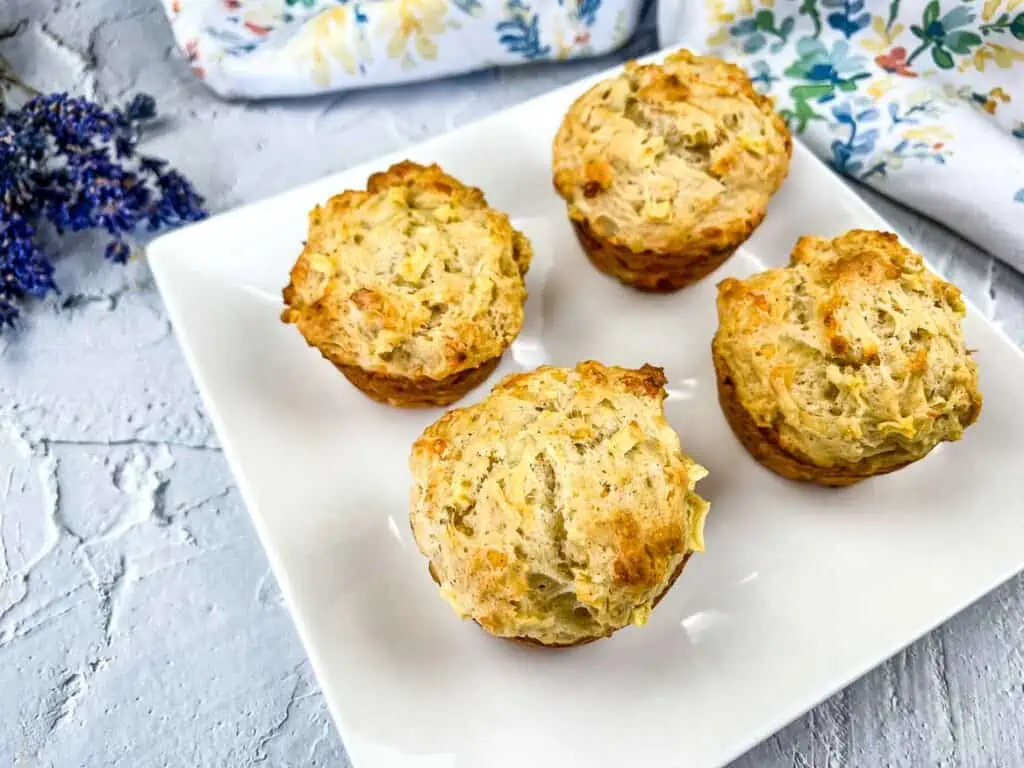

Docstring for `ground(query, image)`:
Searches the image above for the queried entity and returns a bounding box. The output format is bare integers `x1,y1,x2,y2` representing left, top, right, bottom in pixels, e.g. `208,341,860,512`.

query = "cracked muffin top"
552,50,791,254
281,161,532,380
714,230,982,469
409,361,709,646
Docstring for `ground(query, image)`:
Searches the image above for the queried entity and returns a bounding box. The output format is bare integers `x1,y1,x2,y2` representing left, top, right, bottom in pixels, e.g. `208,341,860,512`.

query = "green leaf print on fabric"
799,0,824,38
779,38,872,131
884,0,903,32
784,84,835,131
907,1,983,69
731,10,798,54
1012,12,1024,40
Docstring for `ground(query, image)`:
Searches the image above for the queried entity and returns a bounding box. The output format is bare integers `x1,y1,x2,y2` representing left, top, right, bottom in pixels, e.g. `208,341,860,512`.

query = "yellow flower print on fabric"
979,85,1012,112
982,0,1024,21
290,6,371,87
861,14,906,52
868,75,897,98
553,21,573,60
963,42,1024,71
704,0,732,24
379,0,450,67
704,0,735,45
903,125,954,142
735,0,775,15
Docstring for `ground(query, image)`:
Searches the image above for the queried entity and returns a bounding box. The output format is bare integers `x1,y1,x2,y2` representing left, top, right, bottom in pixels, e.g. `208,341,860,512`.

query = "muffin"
281,161,532,407
713,230,982,487
552,50,791,292
409,361,710,647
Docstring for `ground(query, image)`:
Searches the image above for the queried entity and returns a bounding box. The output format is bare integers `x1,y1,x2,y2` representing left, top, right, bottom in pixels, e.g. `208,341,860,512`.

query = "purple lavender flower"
0,91,206,330
0,215,56,329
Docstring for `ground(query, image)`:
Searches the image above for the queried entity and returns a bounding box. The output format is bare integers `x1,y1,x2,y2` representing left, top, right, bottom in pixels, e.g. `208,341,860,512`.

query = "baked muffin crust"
409,362,710,647
713,230,982,485
553,50,791,289
282,161,532,404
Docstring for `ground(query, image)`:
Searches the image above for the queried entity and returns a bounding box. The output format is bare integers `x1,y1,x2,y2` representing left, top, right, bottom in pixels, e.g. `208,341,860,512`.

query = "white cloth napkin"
161,0,644,98
658,0,1024,269
162,1,1024,268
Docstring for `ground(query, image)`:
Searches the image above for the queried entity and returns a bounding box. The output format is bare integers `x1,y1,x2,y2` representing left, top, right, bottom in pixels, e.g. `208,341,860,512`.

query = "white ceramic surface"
148,64,1024,768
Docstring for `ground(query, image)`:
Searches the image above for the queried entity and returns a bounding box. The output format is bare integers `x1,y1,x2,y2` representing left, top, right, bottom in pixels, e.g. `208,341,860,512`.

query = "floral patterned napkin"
660,0,1024,270
162,0,642,97
163,1,1023,268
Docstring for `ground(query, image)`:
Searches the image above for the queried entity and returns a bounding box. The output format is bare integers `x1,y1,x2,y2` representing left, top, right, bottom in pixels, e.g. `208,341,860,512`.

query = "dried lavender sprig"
0,88,206,330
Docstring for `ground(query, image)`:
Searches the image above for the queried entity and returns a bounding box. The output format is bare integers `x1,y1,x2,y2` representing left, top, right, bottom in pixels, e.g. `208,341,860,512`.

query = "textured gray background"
1,2,1023,767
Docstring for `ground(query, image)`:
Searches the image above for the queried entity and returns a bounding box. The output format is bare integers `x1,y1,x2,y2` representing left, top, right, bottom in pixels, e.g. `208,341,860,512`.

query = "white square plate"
149,59,1024,768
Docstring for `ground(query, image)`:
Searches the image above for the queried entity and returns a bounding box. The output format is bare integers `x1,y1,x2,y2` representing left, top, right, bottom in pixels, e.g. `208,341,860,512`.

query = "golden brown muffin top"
281,161,532,380
409,362,709,646
552,50,791,254
714,230,982,469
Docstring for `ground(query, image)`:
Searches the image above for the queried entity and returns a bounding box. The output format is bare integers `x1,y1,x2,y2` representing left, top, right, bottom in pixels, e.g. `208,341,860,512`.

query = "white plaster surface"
1,2,1022,766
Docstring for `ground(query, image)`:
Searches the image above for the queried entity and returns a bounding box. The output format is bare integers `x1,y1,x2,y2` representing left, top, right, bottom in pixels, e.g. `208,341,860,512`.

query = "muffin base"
508,551,694,649
711,343,917,487
571,217,754,292
336,354,502,408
